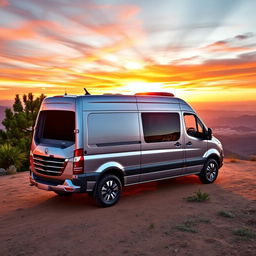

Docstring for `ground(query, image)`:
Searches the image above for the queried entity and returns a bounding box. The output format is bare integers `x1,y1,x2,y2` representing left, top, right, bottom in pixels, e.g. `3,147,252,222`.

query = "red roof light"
135,92,174,97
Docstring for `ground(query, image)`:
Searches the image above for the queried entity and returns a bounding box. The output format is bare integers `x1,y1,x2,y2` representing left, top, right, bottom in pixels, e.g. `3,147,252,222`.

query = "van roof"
50,93,186,103
44,93,193,112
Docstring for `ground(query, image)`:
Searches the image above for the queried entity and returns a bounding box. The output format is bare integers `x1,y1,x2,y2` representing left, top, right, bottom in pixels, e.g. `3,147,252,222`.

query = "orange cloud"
204,41,251,52
0,2,255,102
0,0,8,7
203,34,255,53
0,20,64,41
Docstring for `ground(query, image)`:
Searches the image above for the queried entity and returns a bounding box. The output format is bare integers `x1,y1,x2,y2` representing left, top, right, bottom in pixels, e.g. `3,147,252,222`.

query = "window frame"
35,110,76,145
183,113,207,139
87,112,141,147
141,112,181,143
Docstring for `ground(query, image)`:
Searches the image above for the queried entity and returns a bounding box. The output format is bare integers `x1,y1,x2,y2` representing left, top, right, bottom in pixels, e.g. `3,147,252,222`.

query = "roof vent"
135,92,174,97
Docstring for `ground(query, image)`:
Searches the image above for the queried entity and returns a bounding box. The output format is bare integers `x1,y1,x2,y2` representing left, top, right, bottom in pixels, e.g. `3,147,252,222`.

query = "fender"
95,161,125,174
203,148,221,159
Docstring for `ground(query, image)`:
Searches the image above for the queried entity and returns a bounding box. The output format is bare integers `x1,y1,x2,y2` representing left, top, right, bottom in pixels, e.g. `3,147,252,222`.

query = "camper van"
29,92,223,207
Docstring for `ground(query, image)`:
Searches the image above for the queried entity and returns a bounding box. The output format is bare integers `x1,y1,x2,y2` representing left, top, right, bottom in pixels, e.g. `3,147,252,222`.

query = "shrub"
176,220,197,233
186,189,210,202
233,228,255,240
0,144,26,170
218,210,235,218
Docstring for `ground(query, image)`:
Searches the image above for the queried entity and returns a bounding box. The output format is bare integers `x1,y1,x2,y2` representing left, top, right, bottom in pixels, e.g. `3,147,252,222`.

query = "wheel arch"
95,162,125,186
203,149,221,167
206,154,221,167
98,168,125,186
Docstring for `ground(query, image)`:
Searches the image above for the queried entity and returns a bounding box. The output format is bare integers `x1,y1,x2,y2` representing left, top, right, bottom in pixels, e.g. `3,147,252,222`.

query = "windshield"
35,110,75,144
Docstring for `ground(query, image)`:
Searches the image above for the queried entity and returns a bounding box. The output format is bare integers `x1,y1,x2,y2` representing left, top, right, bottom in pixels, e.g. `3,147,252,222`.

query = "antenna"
64,88,67,95
84,88,90,95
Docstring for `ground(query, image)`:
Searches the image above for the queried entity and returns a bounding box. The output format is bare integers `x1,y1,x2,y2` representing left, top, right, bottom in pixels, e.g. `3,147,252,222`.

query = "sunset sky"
0,0,256,102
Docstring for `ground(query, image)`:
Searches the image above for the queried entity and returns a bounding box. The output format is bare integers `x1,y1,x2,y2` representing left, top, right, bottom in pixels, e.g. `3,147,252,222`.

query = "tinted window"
142,113,180,143
37,110,75,142
184,113,205,139
88,113,140,146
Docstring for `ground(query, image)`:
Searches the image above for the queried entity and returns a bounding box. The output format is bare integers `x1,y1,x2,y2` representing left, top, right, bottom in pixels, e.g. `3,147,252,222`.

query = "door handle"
174,142,181,147
186,141,192,146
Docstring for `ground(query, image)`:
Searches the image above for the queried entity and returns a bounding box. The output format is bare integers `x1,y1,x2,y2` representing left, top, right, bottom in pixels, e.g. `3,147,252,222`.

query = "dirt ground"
0,159,255,256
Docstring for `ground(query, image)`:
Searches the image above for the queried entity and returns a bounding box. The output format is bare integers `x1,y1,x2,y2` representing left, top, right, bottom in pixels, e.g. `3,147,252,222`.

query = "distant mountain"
223,149,246,160
216,134,256,160
213,115,256,129
197,110,256,129
214,125,255,132
0,106,7,130
0,100,13,107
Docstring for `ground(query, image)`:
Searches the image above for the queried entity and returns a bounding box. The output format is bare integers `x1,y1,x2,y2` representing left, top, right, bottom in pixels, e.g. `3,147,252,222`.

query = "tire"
199,158,219,184
54,191,72,196
94,174,122,207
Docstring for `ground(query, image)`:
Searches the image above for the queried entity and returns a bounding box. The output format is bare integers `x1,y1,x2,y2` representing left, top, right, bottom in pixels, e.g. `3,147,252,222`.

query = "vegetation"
197,217,211,223
174,217,211,234
0,93,45,172
175,220,198,233
218,210,235,218
0,144,26,169
186,189,210,202
233,228,255,240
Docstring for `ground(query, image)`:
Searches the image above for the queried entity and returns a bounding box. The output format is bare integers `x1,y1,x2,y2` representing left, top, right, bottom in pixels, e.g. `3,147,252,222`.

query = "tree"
0,93,45,171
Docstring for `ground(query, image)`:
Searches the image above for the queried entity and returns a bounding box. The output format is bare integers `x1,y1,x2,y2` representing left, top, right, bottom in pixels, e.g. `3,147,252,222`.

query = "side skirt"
124,171,201,187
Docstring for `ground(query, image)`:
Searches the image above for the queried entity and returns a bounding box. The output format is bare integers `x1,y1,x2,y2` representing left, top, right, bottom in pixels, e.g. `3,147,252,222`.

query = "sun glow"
0,1,255,103
123,61,144,70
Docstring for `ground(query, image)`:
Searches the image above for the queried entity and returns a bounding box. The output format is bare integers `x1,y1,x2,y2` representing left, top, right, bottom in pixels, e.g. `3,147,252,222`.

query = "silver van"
30,92,223,207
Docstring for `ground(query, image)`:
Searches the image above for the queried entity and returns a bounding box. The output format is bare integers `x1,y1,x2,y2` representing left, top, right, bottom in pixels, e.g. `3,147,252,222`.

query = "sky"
0,0,256,102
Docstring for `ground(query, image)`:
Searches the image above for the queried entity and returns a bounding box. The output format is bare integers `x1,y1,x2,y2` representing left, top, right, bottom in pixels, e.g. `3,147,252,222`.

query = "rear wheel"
94,174,122,207
199,158,219,184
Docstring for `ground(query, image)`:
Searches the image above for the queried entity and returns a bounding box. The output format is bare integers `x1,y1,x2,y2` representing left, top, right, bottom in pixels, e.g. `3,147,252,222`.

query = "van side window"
184,114,205,139
88,113,140,146
142,113,180,143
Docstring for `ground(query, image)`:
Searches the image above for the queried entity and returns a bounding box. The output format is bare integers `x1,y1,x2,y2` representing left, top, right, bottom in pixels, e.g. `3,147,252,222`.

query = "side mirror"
206,128,212,140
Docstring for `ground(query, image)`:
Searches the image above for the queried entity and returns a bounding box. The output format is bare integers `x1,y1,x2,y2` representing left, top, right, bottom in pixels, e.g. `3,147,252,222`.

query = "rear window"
36,110,75,143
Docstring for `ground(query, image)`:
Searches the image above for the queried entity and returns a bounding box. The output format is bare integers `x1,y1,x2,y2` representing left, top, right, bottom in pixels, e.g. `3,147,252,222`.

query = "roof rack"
135,92,174,97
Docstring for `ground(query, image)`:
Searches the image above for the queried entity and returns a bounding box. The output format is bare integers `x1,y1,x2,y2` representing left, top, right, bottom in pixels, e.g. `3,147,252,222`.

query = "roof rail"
135,92,174,97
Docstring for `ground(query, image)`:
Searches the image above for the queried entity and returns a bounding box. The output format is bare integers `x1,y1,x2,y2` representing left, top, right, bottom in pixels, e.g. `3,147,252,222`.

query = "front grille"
33,154,66,176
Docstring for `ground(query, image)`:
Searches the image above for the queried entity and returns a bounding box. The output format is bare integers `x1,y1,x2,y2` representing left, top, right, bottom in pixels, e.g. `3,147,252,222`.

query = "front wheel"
199,159,219,184
94,175,122,207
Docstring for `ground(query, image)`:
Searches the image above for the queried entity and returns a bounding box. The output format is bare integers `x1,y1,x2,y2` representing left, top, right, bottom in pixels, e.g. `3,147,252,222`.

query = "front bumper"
30,172,81,193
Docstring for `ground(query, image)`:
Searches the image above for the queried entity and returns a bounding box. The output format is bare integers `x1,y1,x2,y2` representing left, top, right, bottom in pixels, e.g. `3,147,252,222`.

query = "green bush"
186,189,210,202
0,144,26,170
233,228,255,240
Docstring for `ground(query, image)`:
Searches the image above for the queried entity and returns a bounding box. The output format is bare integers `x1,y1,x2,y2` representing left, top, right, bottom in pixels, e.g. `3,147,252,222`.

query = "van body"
30,93,223,206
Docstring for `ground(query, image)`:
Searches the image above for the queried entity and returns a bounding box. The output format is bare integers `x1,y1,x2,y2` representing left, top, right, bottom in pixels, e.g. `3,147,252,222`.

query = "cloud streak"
0,0,255,101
